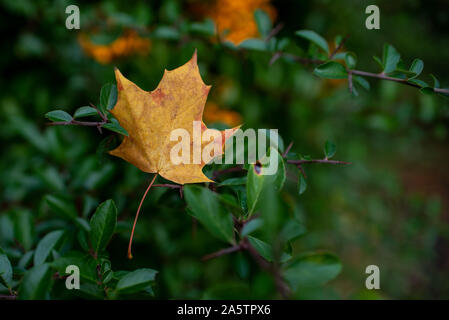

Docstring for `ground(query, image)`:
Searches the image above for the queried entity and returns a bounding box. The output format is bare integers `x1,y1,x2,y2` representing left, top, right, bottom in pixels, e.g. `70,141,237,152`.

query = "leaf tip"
191,48,198,64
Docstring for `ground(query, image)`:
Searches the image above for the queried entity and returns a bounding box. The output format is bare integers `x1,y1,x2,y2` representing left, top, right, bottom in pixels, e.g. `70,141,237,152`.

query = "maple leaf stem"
128,173,157,259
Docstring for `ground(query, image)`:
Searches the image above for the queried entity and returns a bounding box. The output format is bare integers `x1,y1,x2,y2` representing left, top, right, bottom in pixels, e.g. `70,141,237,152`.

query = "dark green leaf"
353,76,370,90
189,19,215,36
324,140,336,158
409,59,424,79
89,199,117,255
420,87,434,95
45,194,77,220
19,264,53,299
430,74,440,88
373,55,383,70
34,230,65,266
382,44,400,74
344,52,357,69
0,247,13,288
314,61,347,79
295,30,329,54
280,220,306,242
298,175,307,195
103,119,129,136
152,26,181,40
74,106,98,118
254,9,272,38
51,252,98,283
240,218,263,237
45,110,72,122
238,39,268,51
283,252,342,290
13,210,34,251
100,83,117,113
247,236,291,262
247,147,285,215
218,177,247,187
18,250,34,269
116,268,158,294
408,79,429,88
184,186,234,244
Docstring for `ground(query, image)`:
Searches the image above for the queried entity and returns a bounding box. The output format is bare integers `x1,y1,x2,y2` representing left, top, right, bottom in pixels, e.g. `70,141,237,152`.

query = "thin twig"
89,102,108,122
282,141,294,158
348,70,353,94
48,120,107,127
297,164,307,178
265,22,284,43
211,165,244,180
329,35,349,59
269,51,283,66
271,51,449,95
202,244,243,261
350,69,449,94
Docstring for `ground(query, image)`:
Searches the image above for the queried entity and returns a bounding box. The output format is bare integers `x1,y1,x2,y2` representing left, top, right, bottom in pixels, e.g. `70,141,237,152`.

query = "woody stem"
128,173,157,259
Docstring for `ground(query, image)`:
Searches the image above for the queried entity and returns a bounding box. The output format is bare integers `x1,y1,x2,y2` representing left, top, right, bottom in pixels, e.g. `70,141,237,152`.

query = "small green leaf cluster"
45,84,128,136
0,200,157,299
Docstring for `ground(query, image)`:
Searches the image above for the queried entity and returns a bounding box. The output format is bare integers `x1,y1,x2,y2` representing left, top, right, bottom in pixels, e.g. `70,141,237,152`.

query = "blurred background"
1,0,449,299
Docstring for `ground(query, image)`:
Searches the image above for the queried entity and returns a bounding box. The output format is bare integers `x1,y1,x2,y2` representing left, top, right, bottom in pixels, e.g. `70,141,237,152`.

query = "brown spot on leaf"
254,160,262,175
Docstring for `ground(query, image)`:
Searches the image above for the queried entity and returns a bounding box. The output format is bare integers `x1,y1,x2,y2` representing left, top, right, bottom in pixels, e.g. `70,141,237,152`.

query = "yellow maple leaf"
109,50,237,185
109,51,239,258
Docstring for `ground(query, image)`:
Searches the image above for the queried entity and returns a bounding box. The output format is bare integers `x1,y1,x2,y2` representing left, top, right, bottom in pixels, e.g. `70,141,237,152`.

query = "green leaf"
373,55,383,70
152,26,181,40
45,110,72,122
334,35,343,47
19,264,53,299
18,250,34,269
45,194,77,220
283,252,342,290
314,61,347,79
103,119,129,136
324,140,336,158
184,186,234,244
13,210,34,251
409,59,424,79
382,44,401,74
254,9,272,38
74,106,98,118
51,252,98,283
247,236,291,262
298,175,307,195
0,247,13,288
295,30,329,54
218,177,247,187
34,230,65,266
344,52,357,69
420,87,434,95
89,200,117,255
116,268,158,294
100,83,117,113
247,147,286,215
189,19,215,36
353,76,370,90
430,74,440,88
238,39,268,51
408,79,429,88
240,218,263,237
280,220,307,242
